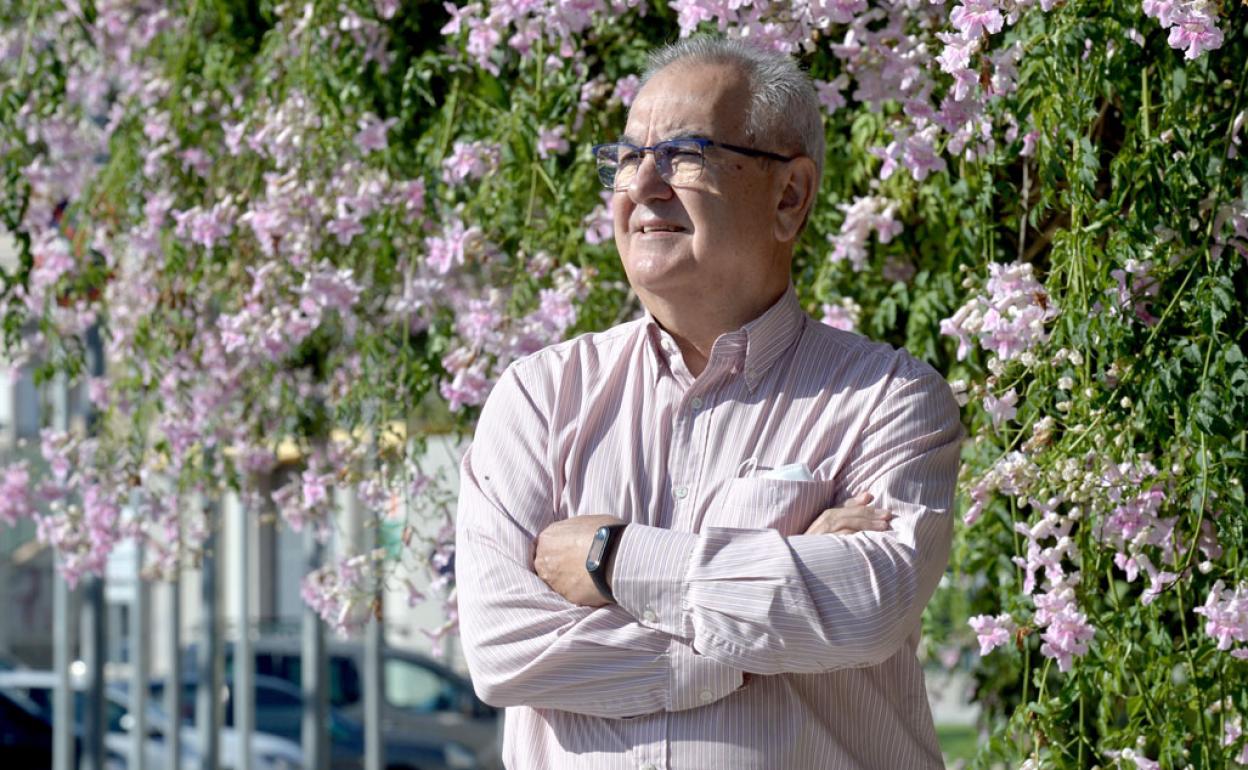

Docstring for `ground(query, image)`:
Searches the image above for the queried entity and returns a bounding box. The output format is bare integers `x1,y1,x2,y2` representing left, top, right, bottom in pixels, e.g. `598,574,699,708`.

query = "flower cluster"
1142,0,1225,60
301,550,383,636
819,296,862,333
0,462,35,526
442,140,502,186
940,261,1059,362
827,196,902,271
968,612,1015,656
1194,580,1248,659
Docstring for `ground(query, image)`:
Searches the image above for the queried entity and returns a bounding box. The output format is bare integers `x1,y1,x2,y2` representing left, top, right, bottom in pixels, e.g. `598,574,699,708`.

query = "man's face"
613,62,789,307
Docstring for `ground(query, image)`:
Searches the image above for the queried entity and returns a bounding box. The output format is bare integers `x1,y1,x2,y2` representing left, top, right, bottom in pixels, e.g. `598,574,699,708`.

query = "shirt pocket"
708,476,841,537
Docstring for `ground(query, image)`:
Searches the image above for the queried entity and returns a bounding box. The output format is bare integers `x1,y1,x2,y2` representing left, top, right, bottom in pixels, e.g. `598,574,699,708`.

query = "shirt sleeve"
610,368,963,675
454,363,744,718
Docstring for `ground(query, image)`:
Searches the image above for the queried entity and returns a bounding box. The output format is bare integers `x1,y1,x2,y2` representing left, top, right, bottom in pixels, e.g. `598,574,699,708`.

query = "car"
185,638,501,769
0,670,302,770
154,673,479,770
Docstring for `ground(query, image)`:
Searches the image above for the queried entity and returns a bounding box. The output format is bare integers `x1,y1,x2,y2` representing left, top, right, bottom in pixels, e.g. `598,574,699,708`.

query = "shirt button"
690,396,704,411
673,485,688,499
642,608,658,624
699,689,714,703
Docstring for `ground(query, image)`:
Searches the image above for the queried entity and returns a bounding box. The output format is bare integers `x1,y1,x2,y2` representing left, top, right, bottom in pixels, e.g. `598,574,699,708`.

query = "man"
455,36,963,770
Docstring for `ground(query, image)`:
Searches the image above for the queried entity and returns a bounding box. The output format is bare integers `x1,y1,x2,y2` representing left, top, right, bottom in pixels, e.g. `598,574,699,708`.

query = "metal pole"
165,573,182,770
302,527,328,770
81,318,108,770
81,576,107,770
52,375,74,770
364,497,384,770
197,496,222,770
233,495,254,770
130,543,149,770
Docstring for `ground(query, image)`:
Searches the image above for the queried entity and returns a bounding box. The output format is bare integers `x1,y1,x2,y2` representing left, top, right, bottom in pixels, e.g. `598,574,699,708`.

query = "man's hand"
804,492,894,536
535,514,626,607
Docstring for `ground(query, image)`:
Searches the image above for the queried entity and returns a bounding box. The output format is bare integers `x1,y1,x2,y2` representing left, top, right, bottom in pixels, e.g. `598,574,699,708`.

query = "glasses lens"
596,144,641,190
656,140,705,186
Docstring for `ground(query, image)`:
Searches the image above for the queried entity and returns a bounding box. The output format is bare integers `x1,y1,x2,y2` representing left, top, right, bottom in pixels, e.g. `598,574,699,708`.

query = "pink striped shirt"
456,287,962,769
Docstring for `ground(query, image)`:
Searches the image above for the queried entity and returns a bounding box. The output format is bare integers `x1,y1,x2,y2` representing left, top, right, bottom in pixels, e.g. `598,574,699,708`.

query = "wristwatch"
586,524,628,603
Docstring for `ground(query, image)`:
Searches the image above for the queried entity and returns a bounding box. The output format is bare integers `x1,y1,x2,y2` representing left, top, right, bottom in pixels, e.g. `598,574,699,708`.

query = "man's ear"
773,156,818,243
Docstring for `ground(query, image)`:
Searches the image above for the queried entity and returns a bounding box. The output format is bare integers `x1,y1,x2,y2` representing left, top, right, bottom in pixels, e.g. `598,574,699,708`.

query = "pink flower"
983,388,1018,427
327,216,364,245
354,114,397,154
873,125,946,182
172,204,234,250
439,351,491,412
950,0,1004,41
815,75,850,114
968,613,1015,655
809,0,867,25
1194,580,1248,653
0,463,35,525
1020,130,1040,157
537,125,569,159
441,139,501,185
302,468,329,507
457,298,503,346
179,147,211,177
941,262,1058,362
1167,14,1224,60
424,218,480,274
28,232,75,300
613,75,641,107
536,289,576,334
936,32,979,75
820,299,860,332
1034,587,1095,672
301,266,362,313
828,196,903,271
396,178,426,223
1143,0,1225,60
582,191,614,245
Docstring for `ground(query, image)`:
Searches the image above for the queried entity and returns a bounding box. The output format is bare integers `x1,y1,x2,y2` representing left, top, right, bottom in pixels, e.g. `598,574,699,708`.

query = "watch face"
587,527,610,570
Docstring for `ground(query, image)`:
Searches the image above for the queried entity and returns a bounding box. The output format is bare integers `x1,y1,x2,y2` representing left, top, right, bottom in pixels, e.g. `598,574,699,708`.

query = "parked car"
154,673,478,770
0,670,302,770
0,682,128,769
186,638,501,769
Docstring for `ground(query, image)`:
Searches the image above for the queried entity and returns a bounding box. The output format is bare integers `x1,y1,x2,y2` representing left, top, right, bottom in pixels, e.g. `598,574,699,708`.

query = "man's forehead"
623,89,739,143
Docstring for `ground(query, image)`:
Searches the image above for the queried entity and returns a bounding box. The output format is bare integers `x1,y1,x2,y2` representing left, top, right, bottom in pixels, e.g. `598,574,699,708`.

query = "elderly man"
455,36,963,770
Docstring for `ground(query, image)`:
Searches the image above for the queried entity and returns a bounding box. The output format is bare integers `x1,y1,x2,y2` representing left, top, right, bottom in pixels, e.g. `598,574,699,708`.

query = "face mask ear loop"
735,457,758,478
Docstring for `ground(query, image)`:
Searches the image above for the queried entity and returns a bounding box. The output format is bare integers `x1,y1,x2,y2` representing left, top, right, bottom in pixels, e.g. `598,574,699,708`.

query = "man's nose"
626,151,673,203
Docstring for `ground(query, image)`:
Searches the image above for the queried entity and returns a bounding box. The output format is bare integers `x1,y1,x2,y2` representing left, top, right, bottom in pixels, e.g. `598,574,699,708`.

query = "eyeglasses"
591,138,796,190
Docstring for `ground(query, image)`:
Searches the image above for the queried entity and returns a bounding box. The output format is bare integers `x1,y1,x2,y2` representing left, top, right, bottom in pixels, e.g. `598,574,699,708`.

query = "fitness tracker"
586,524,628,603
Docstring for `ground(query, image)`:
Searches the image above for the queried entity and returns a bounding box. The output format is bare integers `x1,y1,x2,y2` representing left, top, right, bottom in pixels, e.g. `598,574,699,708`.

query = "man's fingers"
804,505,894,536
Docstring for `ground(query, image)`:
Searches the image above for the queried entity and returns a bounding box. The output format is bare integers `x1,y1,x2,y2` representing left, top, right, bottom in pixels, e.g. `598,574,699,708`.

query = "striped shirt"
455,287,962,770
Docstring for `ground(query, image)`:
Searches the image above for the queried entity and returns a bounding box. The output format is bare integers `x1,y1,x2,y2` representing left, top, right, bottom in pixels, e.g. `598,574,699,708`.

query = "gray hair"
642,36,825,189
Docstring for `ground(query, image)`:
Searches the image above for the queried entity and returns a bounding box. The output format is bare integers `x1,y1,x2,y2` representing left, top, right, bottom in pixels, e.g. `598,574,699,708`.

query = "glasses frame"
591,137,797,190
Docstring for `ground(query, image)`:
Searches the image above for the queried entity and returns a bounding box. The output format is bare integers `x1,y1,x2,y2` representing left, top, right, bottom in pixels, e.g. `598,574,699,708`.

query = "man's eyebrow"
665,131,710,142
617,131,710,146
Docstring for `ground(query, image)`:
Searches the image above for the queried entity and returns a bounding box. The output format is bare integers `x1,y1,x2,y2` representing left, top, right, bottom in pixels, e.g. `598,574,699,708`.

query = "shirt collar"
643,285,806,390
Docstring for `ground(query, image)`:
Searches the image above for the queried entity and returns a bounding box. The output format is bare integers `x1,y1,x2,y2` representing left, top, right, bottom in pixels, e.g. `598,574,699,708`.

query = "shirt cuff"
666,639,743,711
611,524,697,640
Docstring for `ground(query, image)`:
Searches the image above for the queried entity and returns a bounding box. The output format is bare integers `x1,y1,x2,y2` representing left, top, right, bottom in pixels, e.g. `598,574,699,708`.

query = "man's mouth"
638,224,686,233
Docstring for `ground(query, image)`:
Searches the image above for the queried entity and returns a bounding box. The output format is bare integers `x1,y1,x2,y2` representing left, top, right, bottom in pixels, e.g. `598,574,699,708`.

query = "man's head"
607,37,823,316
